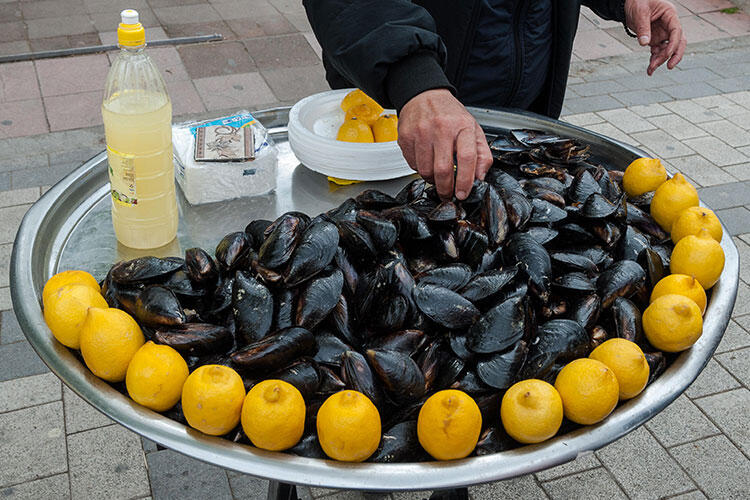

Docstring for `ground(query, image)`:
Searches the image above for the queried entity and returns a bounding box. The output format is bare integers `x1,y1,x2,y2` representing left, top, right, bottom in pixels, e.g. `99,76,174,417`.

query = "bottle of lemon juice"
102,9,178,249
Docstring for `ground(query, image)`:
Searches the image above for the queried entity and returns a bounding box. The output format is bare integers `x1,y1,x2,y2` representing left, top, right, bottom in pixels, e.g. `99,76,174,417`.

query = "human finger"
475,123,493,181
668,36,687,69
432,134,455,200
414,135,434,183
648,44,669,75
631,1,652,46
454,127,477,200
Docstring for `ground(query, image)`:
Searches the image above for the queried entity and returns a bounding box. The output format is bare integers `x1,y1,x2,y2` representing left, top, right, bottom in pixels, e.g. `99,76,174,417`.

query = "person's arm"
584,0,687,75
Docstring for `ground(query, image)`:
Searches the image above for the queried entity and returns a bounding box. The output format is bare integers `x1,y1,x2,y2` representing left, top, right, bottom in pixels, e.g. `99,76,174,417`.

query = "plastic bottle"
102,9,178,249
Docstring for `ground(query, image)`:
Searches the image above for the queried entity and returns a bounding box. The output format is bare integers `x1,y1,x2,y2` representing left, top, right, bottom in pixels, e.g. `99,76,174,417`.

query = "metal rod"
0,33,223,64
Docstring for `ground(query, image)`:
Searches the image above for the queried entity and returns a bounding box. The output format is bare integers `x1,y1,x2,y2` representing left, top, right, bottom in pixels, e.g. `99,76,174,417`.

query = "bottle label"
107,146,138,207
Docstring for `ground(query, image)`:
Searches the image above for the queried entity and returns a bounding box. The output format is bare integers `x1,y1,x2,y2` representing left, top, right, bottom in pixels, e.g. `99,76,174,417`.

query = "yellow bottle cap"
117,9,145,47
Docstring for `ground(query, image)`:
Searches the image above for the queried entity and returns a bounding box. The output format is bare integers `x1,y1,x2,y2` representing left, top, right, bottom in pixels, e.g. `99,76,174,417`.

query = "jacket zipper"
505,0,529,107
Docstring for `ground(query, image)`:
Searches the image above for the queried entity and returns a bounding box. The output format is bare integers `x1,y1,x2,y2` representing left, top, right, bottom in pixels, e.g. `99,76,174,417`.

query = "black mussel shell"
451,369,491,394
580,192,619,219
232,270,273,344
334,247,359,297
524,177,566,196
272,359,320,400
184,248,218,287
416,263,473,291
501,189,533,230
153,323,231,356
336,220,378,263
455,220,489,267
597,260,646,308
258,214,305,269
395,178,426,204
216,231,252,270
230,326,315,371
645,352,666,384
134,285,186,327
519,319,589,379
412,283,480,329
341,350,384,409
468,295,527,354
590,221,622,248
475,246,504,273
368,330,426,357
326,198,358,224
638,247,666,289
505,232,551,302
371,420,421,463
427,201,459,226
110,256,183,285
480,185,509,246
329,294,359,347
553,272,596,293
434,354,466,390
612,296,644,343
449,332,473,361
459,267,518,303
519,162,567,182
590,325,609,349
244,219,272,248
355,189,400,210
273,288,296,331
367,348,426,402
432,230,460,262
619,226,650,262
317,365,346,395
284,219,339,286
568,169,602,204
476,426,517,455
551,252,598,275
356,210,398,253
626,203,667,240
526,226,559,246
476,340,528,389
525,186,566,207
296,268,344,331
383,205,432,241
569,294,601,331
530,198,567,224
463,180,489,205
314,331,351,367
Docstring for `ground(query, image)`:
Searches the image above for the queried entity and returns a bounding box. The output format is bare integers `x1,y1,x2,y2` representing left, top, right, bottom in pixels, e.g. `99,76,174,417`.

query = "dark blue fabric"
458,0,553,109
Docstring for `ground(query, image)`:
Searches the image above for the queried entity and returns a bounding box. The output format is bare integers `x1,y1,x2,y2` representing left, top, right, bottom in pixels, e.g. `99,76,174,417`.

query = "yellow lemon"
344,103,382,125
372,114,398,142
43,283,108,349
671,206,723,244
650,173,699,231
317,390,381,462
182,365,246,436
241,379,305,451
79,307,145,382
336,117,375,143
622,157,667,197
42,270,100,307
500,379,563,444
554,358,619,425
126,341,188,412
341,89,384,114
670,228,725,289
589,339,650,400
650,274,707,315
417,389,482,460
643,294,703,352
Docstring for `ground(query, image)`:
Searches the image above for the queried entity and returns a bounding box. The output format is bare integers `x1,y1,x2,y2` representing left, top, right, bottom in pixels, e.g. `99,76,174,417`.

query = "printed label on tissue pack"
192,112,257,162
107,146,138,206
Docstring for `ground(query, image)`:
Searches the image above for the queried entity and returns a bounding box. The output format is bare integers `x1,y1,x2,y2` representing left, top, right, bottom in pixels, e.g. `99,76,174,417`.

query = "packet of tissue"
172,111,278,205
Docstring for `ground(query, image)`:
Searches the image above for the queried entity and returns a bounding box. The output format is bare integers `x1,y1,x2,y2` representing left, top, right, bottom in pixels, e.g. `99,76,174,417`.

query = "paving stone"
282,11,312,32
685,358,740,398
0,473,70,500
244,33,321,70
728,111,750,130
710,75,750,93
644,395,719,447
0,99,49,139
49,147,101,173
714,207,750,235
212,0,278,21
68,424,150,500
83,0,149,14
304,31,323,60
571,28,631,60
663,100,722,123
629,130,694,158
646,114,709,140
0,62,40,103
561,112,604,127
568,80,627,97
540,467,626,500
470,474,546,499
628,102,671,118
226,469,269,499
586,122,636,145
691,94,734,110
0,128,105,159
701,10,750,36
550,95,622,114
731,237,750,285
1,310,25,344
595,426,694,499
535,452,601,481
194,72,276,111
715,346,750,389
725,90,750,108
717,318,750,354
0,40,30,56
154,4,220,24
0,372,61,413
11,165,78,190
0,288,11,311
670,154,737,186
699,119,750,148
733,280,750,317
62,384,112,434
141,437,158,454
723,163,750,181
0,186,40,207
147,449,232,500
666,67,722,84
390,490,430,500
0,401,67,487
596,108,656,134
44,90,104,132
226,14,296,38
0,339,49,382
26,15,95,39
612,89,672,106
663,82,723,100
683,136,749,166
671,435,750,499
665,491,707,500
166,80,206,117
697,181,750,210
162,20,235,39
177,41,256,79
261,64,330,102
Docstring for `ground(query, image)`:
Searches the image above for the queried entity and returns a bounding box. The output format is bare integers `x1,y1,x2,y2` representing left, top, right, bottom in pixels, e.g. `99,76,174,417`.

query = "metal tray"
11,107,739,492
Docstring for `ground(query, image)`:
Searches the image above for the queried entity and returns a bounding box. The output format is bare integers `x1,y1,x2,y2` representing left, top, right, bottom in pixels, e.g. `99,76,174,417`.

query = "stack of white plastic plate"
288,88,414,181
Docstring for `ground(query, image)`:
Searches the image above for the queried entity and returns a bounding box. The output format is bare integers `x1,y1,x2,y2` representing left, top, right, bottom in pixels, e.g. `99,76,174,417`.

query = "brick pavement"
1,1,750,499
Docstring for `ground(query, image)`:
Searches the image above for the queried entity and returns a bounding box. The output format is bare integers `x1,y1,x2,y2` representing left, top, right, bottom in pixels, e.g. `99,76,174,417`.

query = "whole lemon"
126,341,188,412
417,389,482,460
42,270,100,307
372,114,398,142
79,307,145,382
589,339,650,400
182,365,245,436
44,283,108,349
650,173,699,231
500,379,563,444
336,118,375,143
671,206,723,244
643,294,703,352
554,359,619,425
622,157,667,197
650,274,707,315
241,379,305,451
344,103,382,125
670,228,725,289
340,89,384,114
317,390,381,462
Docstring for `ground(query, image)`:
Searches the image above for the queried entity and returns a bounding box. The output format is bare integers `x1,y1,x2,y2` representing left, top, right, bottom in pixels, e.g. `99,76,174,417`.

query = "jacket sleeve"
302,0,454,110
582,0,626,22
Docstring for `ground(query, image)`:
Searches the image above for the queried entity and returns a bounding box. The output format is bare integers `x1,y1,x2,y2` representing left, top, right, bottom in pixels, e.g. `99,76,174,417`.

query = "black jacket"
303,0,626,118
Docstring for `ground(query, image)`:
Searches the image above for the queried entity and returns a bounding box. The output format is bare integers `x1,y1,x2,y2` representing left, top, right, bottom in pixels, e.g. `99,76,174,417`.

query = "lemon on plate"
241,379,305,451
317,390,381,462
589,338,650,400
336,117,375,143
79,307,145,382
182,365,246,436
554,358,619,425
42,270,100,307
501,379,563,444
126,341,188,412
643,294,703,352
622,157,667,197
650,173,699,231
340,89,383,115
417,389,482,460
372,114,398,142
43,283,108,349
345,103,382,126
670,206,722,244
650,274,707,315
670,228,725,289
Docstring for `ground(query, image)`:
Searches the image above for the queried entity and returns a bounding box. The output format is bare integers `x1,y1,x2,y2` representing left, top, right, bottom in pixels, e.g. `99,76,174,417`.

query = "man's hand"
625,0,687,75
398,89,493,200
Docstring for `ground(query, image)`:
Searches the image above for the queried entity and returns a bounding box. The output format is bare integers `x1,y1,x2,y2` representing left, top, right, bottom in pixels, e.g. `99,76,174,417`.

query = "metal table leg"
267,480,299,500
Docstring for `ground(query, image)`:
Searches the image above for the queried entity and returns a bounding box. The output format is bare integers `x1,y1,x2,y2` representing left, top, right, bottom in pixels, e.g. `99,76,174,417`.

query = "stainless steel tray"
11,107,739,491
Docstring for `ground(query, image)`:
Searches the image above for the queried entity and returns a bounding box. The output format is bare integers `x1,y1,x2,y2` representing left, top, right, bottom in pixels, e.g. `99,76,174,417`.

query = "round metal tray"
11,107,739,491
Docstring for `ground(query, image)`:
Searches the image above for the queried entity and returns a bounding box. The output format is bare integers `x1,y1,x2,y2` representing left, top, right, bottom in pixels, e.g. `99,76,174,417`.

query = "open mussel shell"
134,285,186,328
110,256,183,285
476,340,528,389
153,323,232,356
366,348,426,402
412,283,480,329
284,219,339,287
230,326,315,371
597,260,646,308
232,270,273,344
519,319,589,379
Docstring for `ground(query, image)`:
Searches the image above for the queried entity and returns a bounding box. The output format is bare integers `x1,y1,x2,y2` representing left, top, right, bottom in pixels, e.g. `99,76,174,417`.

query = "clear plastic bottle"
102,9,178,249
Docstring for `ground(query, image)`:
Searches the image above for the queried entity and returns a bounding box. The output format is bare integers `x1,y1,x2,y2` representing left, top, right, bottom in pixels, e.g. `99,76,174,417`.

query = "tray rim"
10,106,739,492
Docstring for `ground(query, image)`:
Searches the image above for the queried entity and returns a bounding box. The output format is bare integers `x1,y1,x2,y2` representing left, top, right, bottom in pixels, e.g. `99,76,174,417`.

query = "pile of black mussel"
100,129,675,461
